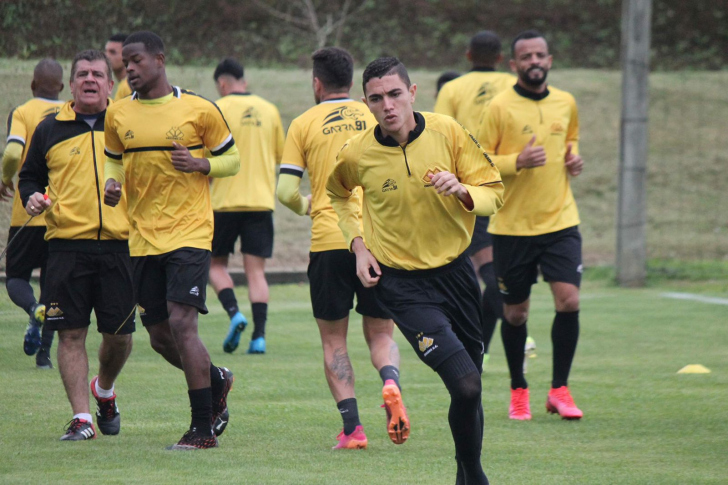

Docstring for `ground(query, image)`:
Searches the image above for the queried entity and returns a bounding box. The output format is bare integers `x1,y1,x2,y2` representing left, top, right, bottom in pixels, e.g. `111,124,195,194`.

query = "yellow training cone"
677,365,711,374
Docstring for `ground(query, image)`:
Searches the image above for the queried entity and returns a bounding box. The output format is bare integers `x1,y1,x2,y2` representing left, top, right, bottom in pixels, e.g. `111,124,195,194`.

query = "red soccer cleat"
546,386,583,420
509,387,532,420
332,425,368,450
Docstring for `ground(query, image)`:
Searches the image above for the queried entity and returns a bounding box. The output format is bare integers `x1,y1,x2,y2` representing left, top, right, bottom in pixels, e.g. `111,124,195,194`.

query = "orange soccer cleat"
546,386,583,420
382,380,410,444
509,387,532,420
332,425,368,450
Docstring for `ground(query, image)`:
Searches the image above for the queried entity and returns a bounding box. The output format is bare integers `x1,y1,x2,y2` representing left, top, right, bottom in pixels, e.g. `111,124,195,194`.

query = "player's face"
364,74,417,137
70,59,112,114
511,37,552,88
105,41,124,72
123,42,164,94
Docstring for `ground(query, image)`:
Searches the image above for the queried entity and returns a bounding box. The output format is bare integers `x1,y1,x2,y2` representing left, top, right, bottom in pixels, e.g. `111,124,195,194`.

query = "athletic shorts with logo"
375,254,484,372
492,225,582,305
5,226,48,280
132,247,211,325
465,216,492,257
308,249,389,321
42,240,136,334
212,211,274,259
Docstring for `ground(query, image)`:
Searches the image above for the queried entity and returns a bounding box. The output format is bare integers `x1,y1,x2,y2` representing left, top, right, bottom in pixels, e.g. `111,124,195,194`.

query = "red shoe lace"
551,387,575,407
511,389,530,414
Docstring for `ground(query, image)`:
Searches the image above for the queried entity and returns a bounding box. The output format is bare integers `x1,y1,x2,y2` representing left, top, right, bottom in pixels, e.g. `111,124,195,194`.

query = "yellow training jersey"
211,93,284,212
114,78,132,101
280,98,375,252
434,69,516,133
327,112,504,270
477,84,580,236
104,86,235,256
4,97,64,227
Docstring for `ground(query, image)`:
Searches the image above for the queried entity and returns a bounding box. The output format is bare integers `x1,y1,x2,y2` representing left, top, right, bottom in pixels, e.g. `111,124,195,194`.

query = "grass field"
0,275,726,484
1,60,726,270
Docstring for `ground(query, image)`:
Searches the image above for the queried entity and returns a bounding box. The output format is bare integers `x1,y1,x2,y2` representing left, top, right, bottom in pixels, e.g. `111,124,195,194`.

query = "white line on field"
660,292,728,306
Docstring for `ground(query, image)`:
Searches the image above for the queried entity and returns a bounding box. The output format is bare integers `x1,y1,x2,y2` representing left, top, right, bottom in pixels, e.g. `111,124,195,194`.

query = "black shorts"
132,248,211,325
492,225,583,306
42,242,136,334
5,226,48,280
465,216,492,256
212,211,274,259
375,254,484,372
308,249,389,321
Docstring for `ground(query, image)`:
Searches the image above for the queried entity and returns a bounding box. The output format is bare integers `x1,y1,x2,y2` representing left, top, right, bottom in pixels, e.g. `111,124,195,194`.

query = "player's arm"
1,109,27,200
103,110,125,207
477,103,533,176
564,97,583,176
171,140,240,177
276,165,309,216
326,144,364,250
18,128,51,215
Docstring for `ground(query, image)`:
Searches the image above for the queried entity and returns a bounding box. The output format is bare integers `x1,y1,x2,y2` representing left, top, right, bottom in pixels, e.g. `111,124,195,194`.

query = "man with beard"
477,30,584,421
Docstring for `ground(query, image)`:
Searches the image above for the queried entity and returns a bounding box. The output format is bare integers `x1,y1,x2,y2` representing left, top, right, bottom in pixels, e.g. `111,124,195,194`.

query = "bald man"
1,58,64,368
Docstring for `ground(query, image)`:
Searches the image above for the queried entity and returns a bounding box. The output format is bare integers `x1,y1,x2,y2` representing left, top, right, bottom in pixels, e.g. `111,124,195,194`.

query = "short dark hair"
511,30,546,58
214,58,244,81
123,31,165,55
469,31,502,67
70,49,112,81
436,71,460,93
108,33,128,43
362,57,411,94
312,47,353,91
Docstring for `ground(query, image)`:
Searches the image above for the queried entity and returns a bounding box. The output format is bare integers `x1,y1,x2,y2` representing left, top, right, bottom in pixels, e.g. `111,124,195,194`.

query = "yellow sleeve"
477,103,519,177
566,96,580,155
326,143,363,250
434,84,455,118
452,123,504,216
202,100,235,158
105,157,125,184
1,142,23,185
276,172,308,215
280,119,306,170
104,105,125,166
207,144,240,178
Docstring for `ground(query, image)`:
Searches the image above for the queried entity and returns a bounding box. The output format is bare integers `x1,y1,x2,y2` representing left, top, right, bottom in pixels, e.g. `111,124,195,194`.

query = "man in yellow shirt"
103,31,240,449
1,58,64,368
209,58,284,355
478,30,585,421
277,47,405,450
435,31,516,365
19,50,135,441
105,33,132,100
327,57,503,485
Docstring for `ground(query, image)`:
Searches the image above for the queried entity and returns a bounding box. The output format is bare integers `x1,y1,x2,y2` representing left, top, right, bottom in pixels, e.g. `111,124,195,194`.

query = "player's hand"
0,180,14,201
25,192,50,216
429,171,466,197
564,143,583,176
352,237,381,288
305,194,312,216
171,142,211,174
104,179,122,207
516,135,547,170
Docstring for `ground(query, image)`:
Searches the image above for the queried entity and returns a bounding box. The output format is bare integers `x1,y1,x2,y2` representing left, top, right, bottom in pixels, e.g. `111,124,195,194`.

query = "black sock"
188,387,213,436
337,398,361,435
251,302,267,339
6,278,37,315
218,288,239,319
552,311,580,388
40,325,54,352
379,365,400,389
209,364,225,397
501,318,528,389
478,263,502,353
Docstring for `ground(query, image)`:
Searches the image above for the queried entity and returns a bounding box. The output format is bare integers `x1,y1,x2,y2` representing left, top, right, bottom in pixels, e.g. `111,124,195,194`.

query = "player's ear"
31,79,36,92
59,82,64,93
409,83,417,103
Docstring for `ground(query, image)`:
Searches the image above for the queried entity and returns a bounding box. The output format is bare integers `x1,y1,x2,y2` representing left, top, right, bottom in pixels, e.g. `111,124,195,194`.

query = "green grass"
1,60,727,270
0,277,726,484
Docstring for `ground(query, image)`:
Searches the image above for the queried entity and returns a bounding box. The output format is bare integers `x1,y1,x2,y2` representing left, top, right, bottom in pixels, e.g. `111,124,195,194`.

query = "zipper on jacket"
400,145,412,177
90,127,103,241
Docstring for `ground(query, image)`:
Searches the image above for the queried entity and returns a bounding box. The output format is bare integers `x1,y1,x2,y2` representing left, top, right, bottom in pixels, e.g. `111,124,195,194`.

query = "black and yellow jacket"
19,101,129,251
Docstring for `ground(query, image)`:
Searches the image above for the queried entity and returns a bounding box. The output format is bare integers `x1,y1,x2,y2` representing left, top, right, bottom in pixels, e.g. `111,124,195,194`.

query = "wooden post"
617,0,652,287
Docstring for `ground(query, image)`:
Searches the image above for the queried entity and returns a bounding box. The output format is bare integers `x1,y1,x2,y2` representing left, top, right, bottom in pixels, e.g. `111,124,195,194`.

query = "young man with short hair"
327,56,503,485
105,33,132,100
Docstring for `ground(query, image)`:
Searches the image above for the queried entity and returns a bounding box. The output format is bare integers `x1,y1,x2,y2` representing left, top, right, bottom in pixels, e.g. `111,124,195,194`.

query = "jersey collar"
513,83,550,101
374,112,426,147
131,85,181,101
470,67,496,72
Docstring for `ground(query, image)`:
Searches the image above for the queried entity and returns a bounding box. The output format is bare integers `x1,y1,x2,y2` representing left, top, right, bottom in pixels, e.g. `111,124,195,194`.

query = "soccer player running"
103,31,240,449
1,59,64,368
327,57,504,484
277,47,406,450
434,30,517,367
209,58,284,355
105,33,132,100
19,50,135,441
477,30,585,420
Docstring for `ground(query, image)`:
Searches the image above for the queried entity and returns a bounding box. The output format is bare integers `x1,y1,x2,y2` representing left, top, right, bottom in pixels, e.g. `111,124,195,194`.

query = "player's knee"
450,371,482,404
149,332,173,356
58,327,86,343
555,294,579,312
504,307,528,326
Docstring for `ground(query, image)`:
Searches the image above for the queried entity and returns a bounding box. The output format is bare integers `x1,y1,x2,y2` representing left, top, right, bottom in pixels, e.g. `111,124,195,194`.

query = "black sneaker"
60,418,96,441
90,375,120,435
212,366,234,437
23,303,45,356
166,427,218,450
36,348,53,369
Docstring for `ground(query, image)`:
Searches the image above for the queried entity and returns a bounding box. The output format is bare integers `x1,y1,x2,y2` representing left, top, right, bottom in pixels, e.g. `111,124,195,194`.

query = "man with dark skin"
103,31,240,449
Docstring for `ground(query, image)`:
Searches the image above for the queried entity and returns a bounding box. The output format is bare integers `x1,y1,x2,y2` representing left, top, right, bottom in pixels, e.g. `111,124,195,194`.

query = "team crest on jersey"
418,336,438,356
422,167,442,187
241,107,262,127
69,146,81,156
522,125,534,135
475,82,495,105
47,304,64,319
551,121,565,134
382,179,398,192
166,126,184,141
124,130,135,140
